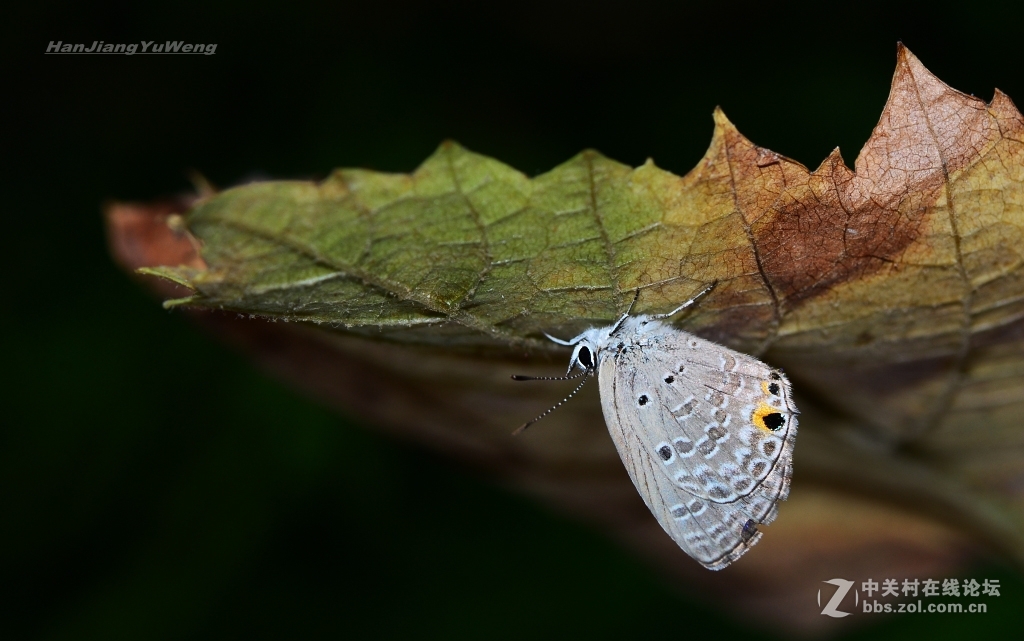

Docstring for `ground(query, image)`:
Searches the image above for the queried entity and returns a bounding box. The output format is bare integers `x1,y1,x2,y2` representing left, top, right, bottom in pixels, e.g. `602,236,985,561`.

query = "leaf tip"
891,42,957,102
438,139,465,153
812,146,852,176
135,266,198,290
185,169,217,199
712,106,742,136
990,88,1023,120
894,42,927,77
161,296,197,309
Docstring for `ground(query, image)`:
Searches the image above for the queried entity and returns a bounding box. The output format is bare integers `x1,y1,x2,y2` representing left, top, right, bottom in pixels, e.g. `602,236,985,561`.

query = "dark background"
4,1,1023,638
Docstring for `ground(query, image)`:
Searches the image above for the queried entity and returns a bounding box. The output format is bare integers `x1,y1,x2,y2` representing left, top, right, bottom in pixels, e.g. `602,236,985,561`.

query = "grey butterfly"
515,284,798,570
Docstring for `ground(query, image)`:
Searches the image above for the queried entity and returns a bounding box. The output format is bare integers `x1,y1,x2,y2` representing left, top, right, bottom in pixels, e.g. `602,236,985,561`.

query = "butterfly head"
567,340,595,374
560,325,614,375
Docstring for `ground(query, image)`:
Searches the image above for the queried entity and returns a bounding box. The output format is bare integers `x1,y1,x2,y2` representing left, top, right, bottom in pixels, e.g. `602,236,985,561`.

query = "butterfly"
514,284,798,569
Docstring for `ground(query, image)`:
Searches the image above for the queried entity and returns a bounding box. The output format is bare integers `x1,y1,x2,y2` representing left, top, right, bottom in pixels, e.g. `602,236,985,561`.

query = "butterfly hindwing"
597,324,798,569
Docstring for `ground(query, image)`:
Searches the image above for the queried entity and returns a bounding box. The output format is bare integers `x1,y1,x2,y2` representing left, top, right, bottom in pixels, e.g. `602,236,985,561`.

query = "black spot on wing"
763,413,785,431
741,519,758,542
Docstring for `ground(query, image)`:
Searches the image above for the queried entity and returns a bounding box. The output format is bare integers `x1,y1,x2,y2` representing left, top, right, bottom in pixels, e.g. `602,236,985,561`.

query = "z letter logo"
818,579,857,618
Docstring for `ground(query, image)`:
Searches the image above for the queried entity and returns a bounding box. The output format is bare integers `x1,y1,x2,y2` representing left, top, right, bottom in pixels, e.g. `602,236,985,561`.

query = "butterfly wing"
598,328,798,570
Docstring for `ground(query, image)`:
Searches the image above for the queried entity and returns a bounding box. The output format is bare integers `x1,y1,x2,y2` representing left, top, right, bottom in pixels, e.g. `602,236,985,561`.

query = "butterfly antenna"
652,280,718,320
609,289,641,334
511,369,592,436
510,369,589,382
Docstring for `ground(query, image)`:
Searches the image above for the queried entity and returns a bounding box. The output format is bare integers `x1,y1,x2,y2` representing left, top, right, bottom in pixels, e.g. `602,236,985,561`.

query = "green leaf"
161,138,762,349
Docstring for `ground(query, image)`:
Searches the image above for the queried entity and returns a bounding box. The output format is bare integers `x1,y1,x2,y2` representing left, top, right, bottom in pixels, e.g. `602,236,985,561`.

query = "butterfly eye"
578,346,594,369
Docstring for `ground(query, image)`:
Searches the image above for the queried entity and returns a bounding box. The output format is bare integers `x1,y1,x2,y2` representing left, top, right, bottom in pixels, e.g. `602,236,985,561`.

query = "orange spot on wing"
752,403,779,432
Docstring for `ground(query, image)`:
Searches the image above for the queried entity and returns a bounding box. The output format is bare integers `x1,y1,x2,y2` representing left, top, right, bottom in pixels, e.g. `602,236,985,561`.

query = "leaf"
110,44,1024,635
